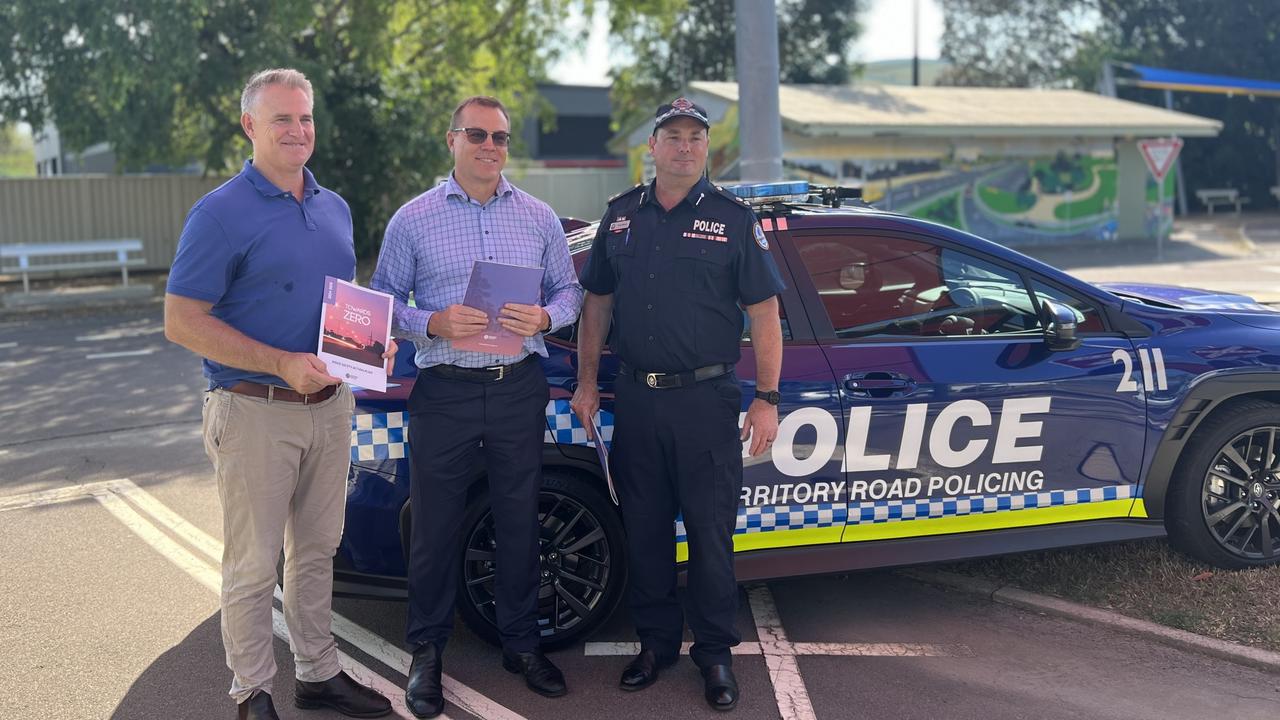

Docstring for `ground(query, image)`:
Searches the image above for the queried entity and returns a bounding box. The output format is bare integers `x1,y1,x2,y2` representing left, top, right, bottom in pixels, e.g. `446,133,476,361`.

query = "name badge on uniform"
609,217,631,233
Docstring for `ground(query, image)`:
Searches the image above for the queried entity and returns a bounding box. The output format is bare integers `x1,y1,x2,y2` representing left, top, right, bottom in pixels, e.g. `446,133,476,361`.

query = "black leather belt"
618,361,731,389
424,354,537,383
225,381,338,404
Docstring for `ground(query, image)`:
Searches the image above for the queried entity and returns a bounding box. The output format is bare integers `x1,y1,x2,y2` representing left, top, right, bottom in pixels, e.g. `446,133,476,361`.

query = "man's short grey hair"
240,68,313,115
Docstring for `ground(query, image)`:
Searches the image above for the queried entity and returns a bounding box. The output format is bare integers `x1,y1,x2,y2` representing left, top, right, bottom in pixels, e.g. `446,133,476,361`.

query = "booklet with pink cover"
316,276,393,392
453,260,545,356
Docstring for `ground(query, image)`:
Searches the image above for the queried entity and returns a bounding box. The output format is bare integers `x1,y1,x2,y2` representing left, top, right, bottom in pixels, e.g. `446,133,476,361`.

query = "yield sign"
1138,137,1184,181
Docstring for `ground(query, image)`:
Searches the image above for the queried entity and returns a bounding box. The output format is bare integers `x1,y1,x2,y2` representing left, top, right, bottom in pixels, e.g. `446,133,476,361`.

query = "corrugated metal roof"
690,81,1222,138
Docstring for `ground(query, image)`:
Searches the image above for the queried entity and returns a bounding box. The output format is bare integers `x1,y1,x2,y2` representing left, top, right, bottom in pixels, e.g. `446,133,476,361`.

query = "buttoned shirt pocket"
605,232,636,281
675,238,732,297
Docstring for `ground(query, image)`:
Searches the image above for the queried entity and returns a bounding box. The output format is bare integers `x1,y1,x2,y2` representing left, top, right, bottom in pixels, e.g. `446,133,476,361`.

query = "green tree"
607,0,864,128
0,0,577,257
0,124,35,177
937,0,1280,208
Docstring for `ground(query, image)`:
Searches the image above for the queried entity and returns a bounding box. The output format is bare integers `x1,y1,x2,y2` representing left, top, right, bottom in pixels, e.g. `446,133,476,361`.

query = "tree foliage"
606,0,864,129
0,0,576,256
937,0,1280,208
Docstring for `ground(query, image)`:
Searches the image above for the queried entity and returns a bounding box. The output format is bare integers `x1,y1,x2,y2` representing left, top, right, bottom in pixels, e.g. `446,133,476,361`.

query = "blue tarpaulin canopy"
1127,63,1280,98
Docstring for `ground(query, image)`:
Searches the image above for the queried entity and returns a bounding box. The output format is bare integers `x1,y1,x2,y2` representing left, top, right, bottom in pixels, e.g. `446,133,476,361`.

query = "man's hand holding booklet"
454,260,546,355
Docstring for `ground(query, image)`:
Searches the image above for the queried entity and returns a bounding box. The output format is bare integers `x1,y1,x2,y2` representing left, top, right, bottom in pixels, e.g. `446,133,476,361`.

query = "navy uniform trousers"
405,356,549,653
611,370,744,669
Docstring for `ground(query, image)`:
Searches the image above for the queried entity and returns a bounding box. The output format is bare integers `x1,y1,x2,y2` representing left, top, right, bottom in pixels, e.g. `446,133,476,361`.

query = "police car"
341,181,1280,649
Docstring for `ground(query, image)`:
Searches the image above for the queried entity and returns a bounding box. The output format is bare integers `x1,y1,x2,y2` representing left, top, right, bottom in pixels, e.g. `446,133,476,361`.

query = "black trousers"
404,359,549,653
611,371,743,668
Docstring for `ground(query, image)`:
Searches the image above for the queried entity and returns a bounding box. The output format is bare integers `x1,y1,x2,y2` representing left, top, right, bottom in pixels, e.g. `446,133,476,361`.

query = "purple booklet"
453,260,545,356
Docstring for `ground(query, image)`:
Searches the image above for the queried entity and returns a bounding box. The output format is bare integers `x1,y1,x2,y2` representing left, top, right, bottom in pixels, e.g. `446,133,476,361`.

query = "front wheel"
456,470,626,650
1168,399,1280,569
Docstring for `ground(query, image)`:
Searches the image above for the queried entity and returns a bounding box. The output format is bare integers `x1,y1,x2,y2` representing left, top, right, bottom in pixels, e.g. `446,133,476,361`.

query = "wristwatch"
754,389,780,406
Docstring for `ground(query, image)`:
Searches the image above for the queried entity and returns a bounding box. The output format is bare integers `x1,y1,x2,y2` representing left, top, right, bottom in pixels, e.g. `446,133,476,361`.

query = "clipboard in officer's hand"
589,415,619,505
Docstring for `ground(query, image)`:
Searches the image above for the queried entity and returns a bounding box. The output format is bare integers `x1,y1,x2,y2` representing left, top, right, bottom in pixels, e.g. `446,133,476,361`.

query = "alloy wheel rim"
462,490,613,638
1201,426,1280,560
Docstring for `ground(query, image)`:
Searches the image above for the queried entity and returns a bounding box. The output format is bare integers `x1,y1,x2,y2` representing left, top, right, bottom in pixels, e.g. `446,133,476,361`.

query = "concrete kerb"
902,568,1280,675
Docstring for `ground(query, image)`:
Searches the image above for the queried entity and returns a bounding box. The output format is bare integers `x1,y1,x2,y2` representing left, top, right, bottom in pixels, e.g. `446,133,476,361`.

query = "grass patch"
978,184,1035,214
944,539,1280,653
912,191,961,228
1053,168,1117,220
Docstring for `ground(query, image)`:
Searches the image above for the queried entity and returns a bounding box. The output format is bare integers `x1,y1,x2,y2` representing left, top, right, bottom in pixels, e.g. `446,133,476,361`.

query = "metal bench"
1271,185,1280,203
1,239,144,293
1195,188,1250,215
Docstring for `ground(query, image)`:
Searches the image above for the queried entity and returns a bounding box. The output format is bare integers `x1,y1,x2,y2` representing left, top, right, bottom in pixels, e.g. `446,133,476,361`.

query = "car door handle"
843,372,916,397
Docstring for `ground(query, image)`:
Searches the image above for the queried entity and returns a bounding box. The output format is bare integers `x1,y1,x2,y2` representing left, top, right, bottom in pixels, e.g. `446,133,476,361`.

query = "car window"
1029,279,1106,333
792,232,1044,339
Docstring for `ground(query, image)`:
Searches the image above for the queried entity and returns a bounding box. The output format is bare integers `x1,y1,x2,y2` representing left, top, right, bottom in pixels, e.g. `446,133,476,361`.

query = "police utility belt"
619,361,730,389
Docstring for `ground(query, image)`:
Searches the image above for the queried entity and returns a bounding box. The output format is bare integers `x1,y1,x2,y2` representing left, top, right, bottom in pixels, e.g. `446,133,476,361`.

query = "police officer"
571,98,784,712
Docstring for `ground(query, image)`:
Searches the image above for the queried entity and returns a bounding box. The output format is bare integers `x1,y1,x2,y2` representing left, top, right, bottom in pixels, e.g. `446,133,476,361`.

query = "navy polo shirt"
580,176,785,372
167,159,356,389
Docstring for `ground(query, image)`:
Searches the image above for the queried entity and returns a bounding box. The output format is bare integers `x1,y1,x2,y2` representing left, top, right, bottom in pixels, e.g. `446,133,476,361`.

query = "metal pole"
1165,89,1188,217
734,0,784,182
912,0,920,87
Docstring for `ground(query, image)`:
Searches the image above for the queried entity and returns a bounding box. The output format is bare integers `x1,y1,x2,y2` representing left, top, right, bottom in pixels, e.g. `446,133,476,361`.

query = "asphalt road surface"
2,295,1278,720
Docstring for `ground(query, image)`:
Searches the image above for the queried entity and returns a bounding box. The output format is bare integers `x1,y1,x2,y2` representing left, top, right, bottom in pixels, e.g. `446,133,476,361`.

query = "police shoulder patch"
754,222,769,250
608,183,644,204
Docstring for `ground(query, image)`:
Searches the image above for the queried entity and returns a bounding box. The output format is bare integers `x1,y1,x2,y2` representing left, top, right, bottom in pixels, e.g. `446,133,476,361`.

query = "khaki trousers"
202,384,354,703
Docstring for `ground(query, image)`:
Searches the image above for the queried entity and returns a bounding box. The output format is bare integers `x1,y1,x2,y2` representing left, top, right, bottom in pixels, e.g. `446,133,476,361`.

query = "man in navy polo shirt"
165,68,392,720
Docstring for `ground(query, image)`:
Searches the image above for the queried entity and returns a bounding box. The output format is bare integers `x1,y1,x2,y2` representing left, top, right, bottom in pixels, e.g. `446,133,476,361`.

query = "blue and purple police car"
340,181,1280,649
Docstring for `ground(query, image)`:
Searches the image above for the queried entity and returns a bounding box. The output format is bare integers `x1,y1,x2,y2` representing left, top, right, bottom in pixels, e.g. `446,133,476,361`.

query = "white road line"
0,479,126,512
93,490,419,720
789,642,972,657
76,327,164,342
86,348,155,360
0,341,16,349
116,480,524,720
748,584,819,720
584,641,763,656
583,640,969,658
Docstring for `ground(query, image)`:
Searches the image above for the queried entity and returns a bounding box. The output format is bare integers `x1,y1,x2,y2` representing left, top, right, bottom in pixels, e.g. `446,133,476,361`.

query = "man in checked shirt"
371,95,583,719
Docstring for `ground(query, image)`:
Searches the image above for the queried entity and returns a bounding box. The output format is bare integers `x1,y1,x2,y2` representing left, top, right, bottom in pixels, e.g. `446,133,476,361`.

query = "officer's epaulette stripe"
712,184,755,209
607,183,645,204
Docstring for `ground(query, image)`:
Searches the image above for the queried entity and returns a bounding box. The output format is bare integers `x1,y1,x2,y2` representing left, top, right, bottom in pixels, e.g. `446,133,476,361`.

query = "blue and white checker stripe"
350,400,616,462
350,411,409,462
674,484,1138,544
846,484,1137,525
543,399,614,448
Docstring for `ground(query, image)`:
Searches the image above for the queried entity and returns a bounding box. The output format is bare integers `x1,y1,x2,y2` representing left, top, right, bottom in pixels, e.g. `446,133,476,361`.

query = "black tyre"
1168,398,1280,569
455,470,626,650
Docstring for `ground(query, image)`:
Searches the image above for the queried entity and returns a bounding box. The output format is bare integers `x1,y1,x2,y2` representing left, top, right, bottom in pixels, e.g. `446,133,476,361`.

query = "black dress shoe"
619,649,677,691
701,664,739,711
295,670,392,718
501,648,567,698
238,690,281,720
405,643,445,718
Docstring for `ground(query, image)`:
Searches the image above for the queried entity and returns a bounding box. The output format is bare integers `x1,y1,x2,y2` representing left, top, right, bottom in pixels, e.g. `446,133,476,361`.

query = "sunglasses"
451,127,512,147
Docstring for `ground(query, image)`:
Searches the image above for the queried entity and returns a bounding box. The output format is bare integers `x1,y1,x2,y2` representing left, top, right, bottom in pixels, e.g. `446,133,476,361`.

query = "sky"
546,0,944,86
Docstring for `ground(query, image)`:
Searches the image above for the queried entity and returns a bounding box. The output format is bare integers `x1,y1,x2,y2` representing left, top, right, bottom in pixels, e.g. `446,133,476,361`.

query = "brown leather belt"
225,381,339,404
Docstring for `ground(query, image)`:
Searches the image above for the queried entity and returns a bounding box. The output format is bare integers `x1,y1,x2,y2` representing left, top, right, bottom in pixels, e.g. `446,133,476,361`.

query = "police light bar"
724,181,811,200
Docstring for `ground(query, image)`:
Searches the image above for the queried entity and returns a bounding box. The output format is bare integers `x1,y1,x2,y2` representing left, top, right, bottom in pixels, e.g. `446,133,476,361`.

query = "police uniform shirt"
580,176,786,373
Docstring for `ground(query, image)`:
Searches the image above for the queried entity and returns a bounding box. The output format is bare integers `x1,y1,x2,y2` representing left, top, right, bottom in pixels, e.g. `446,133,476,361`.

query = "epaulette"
607,183,645,204
713,184,755,211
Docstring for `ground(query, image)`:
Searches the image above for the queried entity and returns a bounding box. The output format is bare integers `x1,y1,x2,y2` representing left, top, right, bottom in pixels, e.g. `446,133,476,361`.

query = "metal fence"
0,167,631,272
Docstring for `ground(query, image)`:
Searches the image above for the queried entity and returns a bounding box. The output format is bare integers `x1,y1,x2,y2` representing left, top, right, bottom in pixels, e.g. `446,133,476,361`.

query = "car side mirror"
1041,299,1081,352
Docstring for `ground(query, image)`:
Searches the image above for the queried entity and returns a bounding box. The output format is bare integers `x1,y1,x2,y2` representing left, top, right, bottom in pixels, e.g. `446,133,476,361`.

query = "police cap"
653,97,710,133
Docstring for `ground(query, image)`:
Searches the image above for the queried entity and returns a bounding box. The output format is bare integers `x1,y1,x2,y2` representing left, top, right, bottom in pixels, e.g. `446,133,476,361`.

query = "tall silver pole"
734,0,784,182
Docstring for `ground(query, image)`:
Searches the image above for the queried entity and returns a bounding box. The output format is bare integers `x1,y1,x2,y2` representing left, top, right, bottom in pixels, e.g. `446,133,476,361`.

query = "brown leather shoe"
295,670,391,718
238,690,281,720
